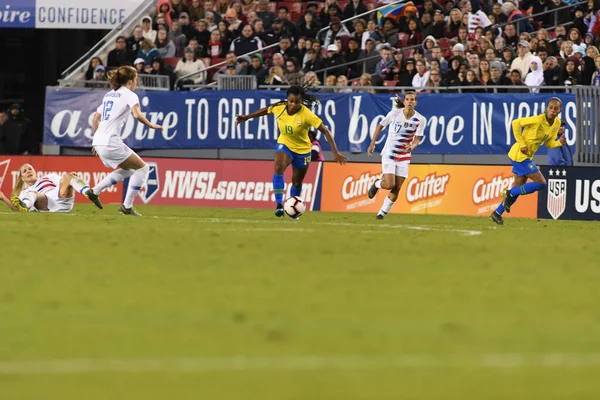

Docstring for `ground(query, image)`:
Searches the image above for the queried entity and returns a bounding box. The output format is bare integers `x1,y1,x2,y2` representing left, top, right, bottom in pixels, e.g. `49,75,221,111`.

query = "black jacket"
107,49,134,68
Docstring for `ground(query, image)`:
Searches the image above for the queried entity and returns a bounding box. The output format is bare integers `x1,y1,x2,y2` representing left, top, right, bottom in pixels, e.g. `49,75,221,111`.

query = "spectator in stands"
537,47,549,65
170,0,189,20
351,19,368,50
231,24,263,56
510,41,534,78
225,8,243,38
193,20,211,48
277,6,297,38
150,57,175,89
323,17,351,48
420,12,434,38
246,12,259,27
559,40,574,59
284,58,305,85
551,0,573,26
591,54,600,85
253,19,266,40
456,27,468,45
452,43,466,58
491,2,507,24
484,47,497,62
356,73,376,93
467,51,480,71
85,57,104,80
524,56,545,92
1,104,31,155
584,32,596,47
335,75,352,93
276,36,301,61
542,56,561,86
127,26,145,54
189,0,205,21
263,19,286,46
430,45,449,72
580,51,597,84
322,75,337,93
207,30,228,59
398,58,416,86
361,39,379,74
272,52,286,69
304,71,321,86
303,48,322,72
502,2,534,34
425,69,444,92
107,36,134,68
179,12,195,40
376,46,395,80
213,0,229,14
137,39,161,65
343,0,368,30
460,0,491,34
248,54,269,85
480,67,491,86
502,23,518,48
297,11,319,40
431,10,446,39
256,0,276,30
494,36,506,56
489,60,511,90
93,65,107,82
134,58,146,74
366,20,382,43
502,45,515,66
154,14,169,33
323,44,346,77
412,59,431,91
218,21,235,49
157,0,172,26
568,28,584,46
175,46,207,86
345,37,362,79
381,18,400,48
509,69,529,91
265,66,287,87
215,51,245,77
561,57,582,85
461,69,484,91
205,12,217,32
320,0,343,28
155,28,176,58
141,16,157,43
168,21,187,53
447,8,463,38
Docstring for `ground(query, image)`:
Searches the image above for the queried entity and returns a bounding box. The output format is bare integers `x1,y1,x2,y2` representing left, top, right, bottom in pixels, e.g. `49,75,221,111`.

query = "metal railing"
574,86,600,165
217,75,257,90
57,74,170,91
60,0,158,81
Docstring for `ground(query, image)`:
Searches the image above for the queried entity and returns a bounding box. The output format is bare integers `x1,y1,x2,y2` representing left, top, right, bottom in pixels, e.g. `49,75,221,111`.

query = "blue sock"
510,182,546,197
290,184,302,197
495,203,505,215
273,174,284,207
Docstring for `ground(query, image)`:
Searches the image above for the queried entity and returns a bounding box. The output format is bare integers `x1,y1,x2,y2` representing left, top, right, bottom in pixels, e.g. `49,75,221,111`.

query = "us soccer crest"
547,169,567,220
138,162,159,204
0,159,10,189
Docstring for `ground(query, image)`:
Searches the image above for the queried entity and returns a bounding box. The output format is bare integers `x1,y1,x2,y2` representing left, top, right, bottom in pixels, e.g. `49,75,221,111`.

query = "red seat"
164,57,180,68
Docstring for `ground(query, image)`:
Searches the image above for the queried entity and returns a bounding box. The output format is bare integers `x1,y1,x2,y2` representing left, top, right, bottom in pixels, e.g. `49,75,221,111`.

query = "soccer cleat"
85,189,103,210
490,211,504,225
368,179,380,199
10,195,29,212
274,204,284,218
376,214,384,220
119,204,142,216
501,190,513,214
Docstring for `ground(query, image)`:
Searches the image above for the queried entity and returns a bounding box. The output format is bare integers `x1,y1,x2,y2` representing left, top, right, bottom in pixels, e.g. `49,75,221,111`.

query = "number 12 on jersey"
102,100,114,121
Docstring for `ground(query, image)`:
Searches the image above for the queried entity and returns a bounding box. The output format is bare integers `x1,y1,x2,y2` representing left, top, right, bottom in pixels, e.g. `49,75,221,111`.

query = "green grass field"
1,205,600,399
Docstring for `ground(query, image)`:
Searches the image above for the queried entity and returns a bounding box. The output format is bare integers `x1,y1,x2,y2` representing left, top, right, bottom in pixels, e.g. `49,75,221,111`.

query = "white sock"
92,169,135,195
378,196,395,216
123,164,149,208
21,192,36,209
69,175,90,195
375,180,382,189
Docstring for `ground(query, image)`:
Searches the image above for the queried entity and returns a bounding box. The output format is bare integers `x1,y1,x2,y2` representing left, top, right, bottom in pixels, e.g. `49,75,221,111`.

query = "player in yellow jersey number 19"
236,85,347,219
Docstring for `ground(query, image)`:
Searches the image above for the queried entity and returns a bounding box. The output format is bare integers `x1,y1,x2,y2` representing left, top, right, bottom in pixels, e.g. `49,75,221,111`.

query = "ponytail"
11,166,26,196
273,84,321,118
107,65,137,90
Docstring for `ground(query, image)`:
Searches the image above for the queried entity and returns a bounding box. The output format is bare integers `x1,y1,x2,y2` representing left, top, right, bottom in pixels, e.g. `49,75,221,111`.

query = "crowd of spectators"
87,0,600,91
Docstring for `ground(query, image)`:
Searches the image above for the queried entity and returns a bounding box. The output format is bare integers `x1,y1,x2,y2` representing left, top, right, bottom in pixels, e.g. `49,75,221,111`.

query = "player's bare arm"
0,191,19,211
131,104,163,130
92,112,101,134
236,107,269,124
368,124,385,156
317,123,347,165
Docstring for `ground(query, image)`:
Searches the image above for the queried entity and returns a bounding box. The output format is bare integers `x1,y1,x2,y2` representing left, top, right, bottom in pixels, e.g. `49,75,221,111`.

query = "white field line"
150,216,484,236
1,353,600,375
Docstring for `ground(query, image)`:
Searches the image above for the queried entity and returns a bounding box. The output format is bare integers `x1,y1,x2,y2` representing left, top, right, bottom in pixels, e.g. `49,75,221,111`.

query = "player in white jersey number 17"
366,92,426,219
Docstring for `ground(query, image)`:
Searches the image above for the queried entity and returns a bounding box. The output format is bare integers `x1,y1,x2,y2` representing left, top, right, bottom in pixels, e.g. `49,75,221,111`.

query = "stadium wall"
2,155,598,221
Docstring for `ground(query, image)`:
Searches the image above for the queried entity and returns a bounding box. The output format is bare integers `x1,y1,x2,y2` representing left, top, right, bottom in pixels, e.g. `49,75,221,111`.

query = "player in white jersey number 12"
367,92,426,219
90,66,163,216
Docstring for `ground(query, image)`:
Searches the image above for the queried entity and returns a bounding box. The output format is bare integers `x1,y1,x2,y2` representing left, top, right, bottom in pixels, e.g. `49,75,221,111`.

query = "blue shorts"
276,143,311,169
511,159,539,176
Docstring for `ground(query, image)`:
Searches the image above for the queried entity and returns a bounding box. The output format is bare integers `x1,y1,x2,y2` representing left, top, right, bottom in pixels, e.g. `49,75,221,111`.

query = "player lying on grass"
367,92,426,220
490,97,567,225
0,163,102,213
236,85,347,218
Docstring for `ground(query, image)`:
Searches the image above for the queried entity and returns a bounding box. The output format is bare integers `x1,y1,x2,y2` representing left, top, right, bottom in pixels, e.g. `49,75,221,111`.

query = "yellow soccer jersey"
508,114,563,162
268,103,323,154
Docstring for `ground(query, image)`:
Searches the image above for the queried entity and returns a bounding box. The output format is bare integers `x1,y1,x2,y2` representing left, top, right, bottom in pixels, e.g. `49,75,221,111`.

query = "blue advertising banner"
537,166,600,221
44,88,576,154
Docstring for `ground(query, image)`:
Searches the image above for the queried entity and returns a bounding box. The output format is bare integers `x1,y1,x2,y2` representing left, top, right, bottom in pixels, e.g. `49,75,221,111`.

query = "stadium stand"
58,0,600,93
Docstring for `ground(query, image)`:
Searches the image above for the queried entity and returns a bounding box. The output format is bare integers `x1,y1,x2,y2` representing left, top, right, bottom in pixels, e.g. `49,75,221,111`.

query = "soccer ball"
284,196,306,218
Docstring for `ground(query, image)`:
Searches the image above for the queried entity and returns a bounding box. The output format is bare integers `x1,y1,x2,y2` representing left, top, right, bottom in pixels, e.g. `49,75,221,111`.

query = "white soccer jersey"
93,86,140,146
380,108,426,162
18,173,71,212
19,173,61,198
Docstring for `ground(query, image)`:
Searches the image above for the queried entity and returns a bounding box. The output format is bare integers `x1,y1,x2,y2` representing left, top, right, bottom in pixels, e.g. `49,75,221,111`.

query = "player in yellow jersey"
490,97,567,225
236,85,347,218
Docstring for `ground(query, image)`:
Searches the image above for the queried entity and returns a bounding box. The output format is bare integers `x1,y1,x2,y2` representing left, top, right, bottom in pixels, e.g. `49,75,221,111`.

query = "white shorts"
382,160,410,178
94,141,134,169
42,188,74,213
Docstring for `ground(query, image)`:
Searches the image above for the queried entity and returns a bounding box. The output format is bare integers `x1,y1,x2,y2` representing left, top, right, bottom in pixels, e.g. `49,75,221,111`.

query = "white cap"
453,43,464,52
326,44,338,52
134,58,145,65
